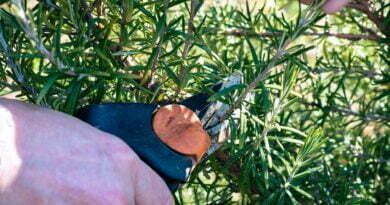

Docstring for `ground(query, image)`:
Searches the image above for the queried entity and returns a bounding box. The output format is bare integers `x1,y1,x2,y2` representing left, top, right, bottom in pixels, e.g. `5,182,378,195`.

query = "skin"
300,0,349,14
0,98,173,205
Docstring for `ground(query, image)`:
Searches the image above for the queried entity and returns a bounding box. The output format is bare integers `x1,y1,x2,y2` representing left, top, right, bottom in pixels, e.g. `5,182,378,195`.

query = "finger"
322,0,349,14
299,0,349,14
133,159,174,205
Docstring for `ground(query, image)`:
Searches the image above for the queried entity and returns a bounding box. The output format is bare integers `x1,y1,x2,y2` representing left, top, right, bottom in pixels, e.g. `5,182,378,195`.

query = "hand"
0,98,173,205
300,0,349,14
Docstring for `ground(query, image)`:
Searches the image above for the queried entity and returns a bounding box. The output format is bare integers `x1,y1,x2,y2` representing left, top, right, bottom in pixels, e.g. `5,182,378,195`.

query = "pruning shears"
75,73,242,191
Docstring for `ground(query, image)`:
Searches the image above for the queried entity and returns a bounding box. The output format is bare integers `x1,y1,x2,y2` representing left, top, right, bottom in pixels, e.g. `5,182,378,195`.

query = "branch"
0,81,18,90
302,101,390,122
347,0,389,37
11,0,68,71
11,1,120,78
11,0,82,80
222,29,381,41
220,7,323,121
177,0,198,90
140,0,170,86
182,0,197,59
0,28,38,101
308,66,382,79
330,106,390,122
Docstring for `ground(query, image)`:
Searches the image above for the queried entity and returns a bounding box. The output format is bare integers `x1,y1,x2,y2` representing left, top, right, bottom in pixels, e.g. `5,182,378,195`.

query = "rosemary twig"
177,0,198,90
10,0,82,79
0,28,40,103
220,4,324,122
140,0,170,86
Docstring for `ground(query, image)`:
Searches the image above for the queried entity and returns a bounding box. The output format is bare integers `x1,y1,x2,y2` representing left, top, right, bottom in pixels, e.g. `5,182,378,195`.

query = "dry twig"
222,29,381,42
347,0,389,37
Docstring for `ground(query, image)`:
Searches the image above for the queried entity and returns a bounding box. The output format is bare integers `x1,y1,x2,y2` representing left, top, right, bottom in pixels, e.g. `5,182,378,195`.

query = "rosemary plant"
0,0,388,204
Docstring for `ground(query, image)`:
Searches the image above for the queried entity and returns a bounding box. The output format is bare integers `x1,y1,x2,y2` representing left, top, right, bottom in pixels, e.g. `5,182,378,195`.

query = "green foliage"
0,0,389,204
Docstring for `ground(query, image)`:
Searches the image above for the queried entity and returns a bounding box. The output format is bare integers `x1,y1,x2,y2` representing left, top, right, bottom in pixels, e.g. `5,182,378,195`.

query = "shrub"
0,0,388,204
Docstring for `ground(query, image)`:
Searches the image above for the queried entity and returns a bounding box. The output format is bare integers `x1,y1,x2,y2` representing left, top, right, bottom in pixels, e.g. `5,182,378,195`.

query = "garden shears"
75,73,242,191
